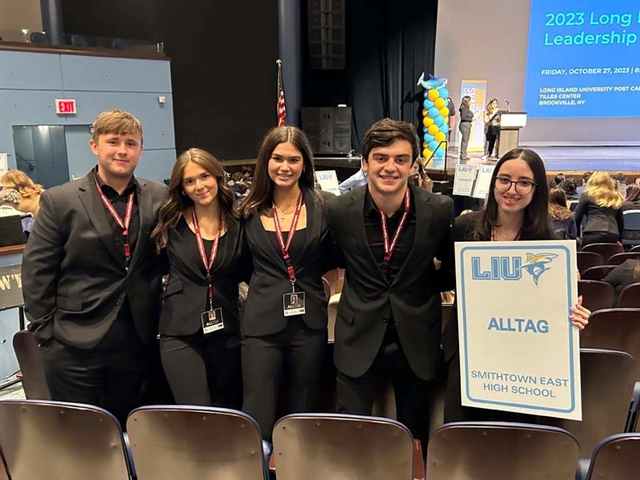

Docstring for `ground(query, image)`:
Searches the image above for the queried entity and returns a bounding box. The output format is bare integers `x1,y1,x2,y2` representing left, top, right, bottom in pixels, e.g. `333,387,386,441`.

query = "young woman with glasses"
441,148,591,422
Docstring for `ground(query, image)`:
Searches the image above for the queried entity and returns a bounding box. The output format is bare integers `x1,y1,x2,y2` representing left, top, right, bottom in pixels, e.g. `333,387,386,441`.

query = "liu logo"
470,252,558,285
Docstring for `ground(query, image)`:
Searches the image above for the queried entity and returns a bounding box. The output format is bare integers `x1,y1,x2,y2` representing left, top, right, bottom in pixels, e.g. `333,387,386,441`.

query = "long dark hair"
460,96,471,109
151,148,236,251
473,148,552,240
548,187,572,221
239,126,317,218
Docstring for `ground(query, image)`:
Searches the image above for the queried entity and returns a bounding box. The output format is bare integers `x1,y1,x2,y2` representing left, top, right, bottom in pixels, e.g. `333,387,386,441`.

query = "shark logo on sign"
520,253,557,285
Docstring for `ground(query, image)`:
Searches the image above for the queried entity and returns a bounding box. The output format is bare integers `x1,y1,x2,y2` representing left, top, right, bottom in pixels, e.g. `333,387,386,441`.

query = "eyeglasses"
494,176,537,194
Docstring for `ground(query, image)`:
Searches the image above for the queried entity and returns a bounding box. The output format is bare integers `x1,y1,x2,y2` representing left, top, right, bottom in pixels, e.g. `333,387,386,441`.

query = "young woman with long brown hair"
239,126,335,443
151,148,248,408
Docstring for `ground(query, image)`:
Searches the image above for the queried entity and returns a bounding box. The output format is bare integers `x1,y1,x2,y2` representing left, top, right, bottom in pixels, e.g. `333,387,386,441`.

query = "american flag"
277,60,287,127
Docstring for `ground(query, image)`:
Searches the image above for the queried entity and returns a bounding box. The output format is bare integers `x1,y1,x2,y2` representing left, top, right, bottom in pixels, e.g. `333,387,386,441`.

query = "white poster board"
315,170,341,196
452,165,477,196
0,153,8,176
471,165,495,199
455,240,581,420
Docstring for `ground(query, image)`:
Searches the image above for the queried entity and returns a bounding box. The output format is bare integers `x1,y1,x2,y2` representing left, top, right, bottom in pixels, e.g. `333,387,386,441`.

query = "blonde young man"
22,110,168,425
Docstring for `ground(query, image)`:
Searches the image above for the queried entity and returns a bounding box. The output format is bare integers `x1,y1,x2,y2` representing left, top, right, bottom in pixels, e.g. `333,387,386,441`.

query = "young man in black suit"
22,109,169,425
327,118,453,448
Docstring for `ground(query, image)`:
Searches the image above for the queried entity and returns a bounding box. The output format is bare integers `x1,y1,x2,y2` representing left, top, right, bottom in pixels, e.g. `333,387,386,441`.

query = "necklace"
274,205,296,222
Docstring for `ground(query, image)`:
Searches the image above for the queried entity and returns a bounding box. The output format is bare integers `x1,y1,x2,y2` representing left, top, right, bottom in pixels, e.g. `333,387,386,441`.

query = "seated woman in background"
409,158,433,192
603,259,640,305
548,187,577,239
622,184,640,211
563,178,579,201
0,188,34,237
0,169,44,217
574,171,623,248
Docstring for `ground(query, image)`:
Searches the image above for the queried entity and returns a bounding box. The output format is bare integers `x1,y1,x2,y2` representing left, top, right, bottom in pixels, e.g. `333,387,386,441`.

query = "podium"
499,111,527,156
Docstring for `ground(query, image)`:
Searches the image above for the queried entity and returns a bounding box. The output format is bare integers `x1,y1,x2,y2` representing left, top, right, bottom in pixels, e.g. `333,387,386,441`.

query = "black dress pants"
40,321,146,428
336,323,432,450
242,317,328,441
160,331,242,409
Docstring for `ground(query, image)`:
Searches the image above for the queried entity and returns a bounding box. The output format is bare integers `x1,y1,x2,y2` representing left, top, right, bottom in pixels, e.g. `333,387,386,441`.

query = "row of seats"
1,399,638,480
578,281,639,310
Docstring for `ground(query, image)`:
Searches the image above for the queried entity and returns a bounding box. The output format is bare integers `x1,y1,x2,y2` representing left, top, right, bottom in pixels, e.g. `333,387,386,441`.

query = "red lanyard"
92,172,135,269
272,191,304,286
380,187,411,265
191,209,220,310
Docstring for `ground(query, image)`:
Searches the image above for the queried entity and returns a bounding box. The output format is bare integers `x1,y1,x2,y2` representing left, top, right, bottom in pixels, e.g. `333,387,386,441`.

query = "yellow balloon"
423,142,428,149
435,132,446,142
423,116,434,127
428,89,440,101
427,124,439,135
422,108,428,117
423,149,433,158
434,98,446,109
439,107,450,117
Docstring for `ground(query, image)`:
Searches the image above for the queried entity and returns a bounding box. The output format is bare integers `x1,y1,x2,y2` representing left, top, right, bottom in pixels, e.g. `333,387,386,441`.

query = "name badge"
201,308,224,334
283,291,306,316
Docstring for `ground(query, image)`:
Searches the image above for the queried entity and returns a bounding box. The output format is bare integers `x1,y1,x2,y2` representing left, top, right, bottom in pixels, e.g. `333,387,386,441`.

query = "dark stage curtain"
345,0,439,152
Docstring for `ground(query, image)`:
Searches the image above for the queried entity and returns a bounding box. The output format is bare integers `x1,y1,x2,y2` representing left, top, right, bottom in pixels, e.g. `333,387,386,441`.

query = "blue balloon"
439,88,449,99
440,124,449,134
423,133,434,142
423,90,429,98
435,148,445,158
428,140,439,151
423,99,434,109
428,107,439,118
434,115,444,127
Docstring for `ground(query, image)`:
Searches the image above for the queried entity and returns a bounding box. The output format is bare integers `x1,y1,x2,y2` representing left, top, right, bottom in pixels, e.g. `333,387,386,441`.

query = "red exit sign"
55,99,77,115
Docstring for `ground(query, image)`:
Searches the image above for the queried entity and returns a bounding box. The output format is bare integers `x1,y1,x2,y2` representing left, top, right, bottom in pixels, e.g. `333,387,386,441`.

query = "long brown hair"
634,260,640,283
548,187,573,221
151,148,236,251
239,126,317,218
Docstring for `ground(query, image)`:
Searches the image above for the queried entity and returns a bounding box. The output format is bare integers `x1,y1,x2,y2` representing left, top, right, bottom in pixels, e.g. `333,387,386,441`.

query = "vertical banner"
459,80,487,156
456,240,581,420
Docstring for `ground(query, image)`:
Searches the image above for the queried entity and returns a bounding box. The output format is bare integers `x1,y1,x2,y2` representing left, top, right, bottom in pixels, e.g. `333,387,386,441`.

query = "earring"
181,191,186,196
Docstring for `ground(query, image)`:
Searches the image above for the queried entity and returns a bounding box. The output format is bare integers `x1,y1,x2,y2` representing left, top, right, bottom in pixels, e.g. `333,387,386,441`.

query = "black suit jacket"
159,216,249,337
242,192,333,337
327,184,454,380
22,171,168,348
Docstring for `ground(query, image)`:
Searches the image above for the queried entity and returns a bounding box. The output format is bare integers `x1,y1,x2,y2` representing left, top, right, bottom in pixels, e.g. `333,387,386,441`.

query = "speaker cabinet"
302,107,352,154
307,0,345,70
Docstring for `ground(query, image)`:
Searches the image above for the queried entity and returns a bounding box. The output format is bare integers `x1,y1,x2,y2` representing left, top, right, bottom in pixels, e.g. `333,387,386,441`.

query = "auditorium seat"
580,265,616,281
272,413,422,480
577,433,640,480
426,422,579,480
577,251,603,274
581,243,624,262
631,245,640,253
126,406,267,480
0,399,132,480
550,349,636,458
619,283,640,308
579,308,640,380
608,252,640,265
577,280,614,312
12,330,50,400
622,210,640,247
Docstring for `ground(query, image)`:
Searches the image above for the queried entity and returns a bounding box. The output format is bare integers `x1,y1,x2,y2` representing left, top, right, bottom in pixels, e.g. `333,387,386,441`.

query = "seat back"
580,308,640,380
581,265,616,281
619,283,640,308
608,252,640,265
272,414,414,480
577,251,603,274
551,349,636,457
426,422,579,480
586,433,640,480
0,400,131,480
12,331,50,400
582,243,624,262
622,210,640,245
577,280,615,312
127,406,266,480
631,244,640,253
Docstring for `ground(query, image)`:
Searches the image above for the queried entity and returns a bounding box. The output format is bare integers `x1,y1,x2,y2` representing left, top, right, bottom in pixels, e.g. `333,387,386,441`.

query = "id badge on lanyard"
273,191,306,316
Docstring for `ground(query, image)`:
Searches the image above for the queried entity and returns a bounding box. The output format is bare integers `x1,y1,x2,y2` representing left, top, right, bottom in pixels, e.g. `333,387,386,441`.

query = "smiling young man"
22,110,168,425
326,118,454,448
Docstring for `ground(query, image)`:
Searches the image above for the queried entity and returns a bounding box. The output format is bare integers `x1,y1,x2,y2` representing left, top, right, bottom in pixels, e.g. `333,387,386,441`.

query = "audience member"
576,171,592,195
327,118,453,450
0,188,33,237
549,187,577,239
574,171,623,247
239,126,335,444
21,109,169,426
441,148,590,423
409,158,433,192
151,148,248,408
563,178,579,200
603,259,640,304
612,172,628,197
0,169,44,216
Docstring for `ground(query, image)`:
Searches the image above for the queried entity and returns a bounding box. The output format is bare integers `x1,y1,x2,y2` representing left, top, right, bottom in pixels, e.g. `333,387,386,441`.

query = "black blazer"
242,192,333,337
327,184,454,381
603,259,638,302
22,171,168,348
159,216,249,337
